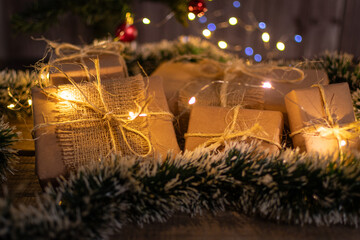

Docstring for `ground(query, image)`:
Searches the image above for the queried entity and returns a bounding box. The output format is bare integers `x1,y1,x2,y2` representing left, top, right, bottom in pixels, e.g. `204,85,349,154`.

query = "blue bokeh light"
294,35,302,43
207,23,216,31
245,47,254,56
233,1,241,8
254,54,262,62
199,16,207,24
258,22,266,29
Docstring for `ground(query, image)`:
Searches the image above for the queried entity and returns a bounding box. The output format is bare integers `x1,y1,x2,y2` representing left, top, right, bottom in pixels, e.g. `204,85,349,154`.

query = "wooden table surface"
3,118,360,240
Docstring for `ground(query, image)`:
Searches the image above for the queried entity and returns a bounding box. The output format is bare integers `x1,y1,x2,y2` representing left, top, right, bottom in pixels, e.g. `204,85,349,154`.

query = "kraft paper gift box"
285,82,360,154
32,75,180,188
185,105,284,153
263,69,329,115
151,59,226,115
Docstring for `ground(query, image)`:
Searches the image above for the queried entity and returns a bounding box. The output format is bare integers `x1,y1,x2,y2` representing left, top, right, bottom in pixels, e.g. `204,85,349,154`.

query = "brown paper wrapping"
185,105,283,153
151,60,225,115
264,69,329,114
284,82,359,153
50,53,127,86
32,76,179,188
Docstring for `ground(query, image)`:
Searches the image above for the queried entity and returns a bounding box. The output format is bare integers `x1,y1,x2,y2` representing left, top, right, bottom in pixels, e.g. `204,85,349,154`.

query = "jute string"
43,38,129,79
184,105,282,151
290,84,360,151
34,59,173,171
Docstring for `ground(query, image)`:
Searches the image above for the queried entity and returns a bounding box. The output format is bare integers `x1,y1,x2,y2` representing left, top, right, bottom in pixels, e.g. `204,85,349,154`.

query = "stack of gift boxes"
32,41,360,187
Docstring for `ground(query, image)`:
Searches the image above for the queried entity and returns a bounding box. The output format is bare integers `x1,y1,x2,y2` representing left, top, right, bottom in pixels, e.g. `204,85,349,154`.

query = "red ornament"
188,0,207,17
115,23,138,42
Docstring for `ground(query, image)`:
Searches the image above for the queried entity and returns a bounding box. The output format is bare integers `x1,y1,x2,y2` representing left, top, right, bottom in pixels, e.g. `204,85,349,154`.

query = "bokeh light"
218,41,228,49
188,13,196,21
207,23,216,31
245,47,254,56
262,32,270,42
276,42,285,51
294,34,302,43
233,1,241,8
229,17,238,25
254,54,262,62
258,22,266,29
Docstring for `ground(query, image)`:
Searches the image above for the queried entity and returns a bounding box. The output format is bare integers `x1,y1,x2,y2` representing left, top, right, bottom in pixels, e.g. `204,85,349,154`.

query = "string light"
128,111,147,120
199,16,207,23
258,22,266,29
28,99,32,106
207,23,216,31
59,90,74,101
294,34,302,43
40,72,49,81
142,18,151,24
233,1,241,8
202,29,211,38
188,96,196,105
229,17,238,25
218,41,228,49
276,42,285,51
7,104,15,109
340,140,347,147
262,81,272,89
254,54,262,62
262,32,270,42
188,13,196,21
245,47,254,56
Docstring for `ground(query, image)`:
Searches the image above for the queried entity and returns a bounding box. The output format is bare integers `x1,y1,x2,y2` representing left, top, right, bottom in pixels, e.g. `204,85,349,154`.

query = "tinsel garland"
0,118,17,182
1,142,360,239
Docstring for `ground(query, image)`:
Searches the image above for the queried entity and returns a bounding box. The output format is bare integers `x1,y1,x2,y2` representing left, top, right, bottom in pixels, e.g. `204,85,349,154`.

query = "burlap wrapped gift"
285,82,360,154
48,41,128,86
32,74,179,188
185,105,283,153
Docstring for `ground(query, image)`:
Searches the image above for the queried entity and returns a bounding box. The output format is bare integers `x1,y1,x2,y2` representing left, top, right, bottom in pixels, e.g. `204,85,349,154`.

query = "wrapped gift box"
263,69,329,114
151,60,225,115
185,105,283,153
32,75,179,188
50,53,128,86
285,82,359,154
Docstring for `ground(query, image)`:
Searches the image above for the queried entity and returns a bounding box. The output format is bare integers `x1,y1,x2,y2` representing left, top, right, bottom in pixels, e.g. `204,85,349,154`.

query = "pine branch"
0,118,18,182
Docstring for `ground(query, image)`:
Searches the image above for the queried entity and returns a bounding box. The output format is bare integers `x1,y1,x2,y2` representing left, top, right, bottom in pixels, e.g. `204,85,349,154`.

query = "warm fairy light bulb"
28,99,32,106
202,29,211,38
229,17,238,25
59,90,74,101
218,41,228,49
262,32,270,42
188,12,196,21
128,111,147,120
40,72,49,81
262,81,272,89
340,140,347,147
276,42,285,51
188,96,196,105
7,104,15,109
142,18,151,24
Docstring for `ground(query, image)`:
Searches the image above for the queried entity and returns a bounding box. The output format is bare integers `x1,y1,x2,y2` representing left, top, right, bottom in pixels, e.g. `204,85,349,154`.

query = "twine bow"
184,106,282,151
44,38,129,78
35,59,173,158
290,84,360,151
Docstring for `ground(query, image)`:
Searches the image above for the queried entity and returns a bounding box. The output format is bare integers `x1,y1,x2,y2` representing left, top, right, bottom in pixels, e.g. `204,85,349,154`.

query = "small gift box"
48,41,128,86
32,72,179,188
151,59,226,115
285,82,360,154
185,105,283,153
263,69,329,114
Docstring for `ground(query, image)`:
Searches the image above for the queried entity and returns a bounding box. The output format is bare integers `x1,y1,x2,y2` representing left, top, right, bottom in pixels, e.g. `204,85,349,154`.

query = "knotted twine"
184,105,282,151
43,38,128,82
290,84,360,152
35,59,172,171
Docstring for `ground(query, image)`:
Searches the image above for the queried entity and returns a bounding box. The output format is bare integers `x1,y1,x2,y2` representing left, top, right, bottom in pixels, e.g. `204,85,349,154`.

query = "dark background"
1,0,359,69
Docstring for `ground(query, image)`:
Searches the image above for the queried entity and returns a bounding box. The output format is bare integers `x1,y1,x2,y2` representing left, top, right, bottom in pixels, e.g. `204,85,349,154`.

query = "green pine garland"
1,143,360,239
0,118,17,182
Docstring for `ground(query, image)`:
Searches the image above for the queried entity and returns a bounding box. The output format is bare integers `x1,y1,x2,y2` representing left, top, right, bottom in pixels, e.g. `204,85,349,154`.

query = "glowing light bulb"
207,23,216,31
233,1,241,8
188,96,196,105
188,13,196,21
245,47,254,56
229,17,238,25
59,201,62,206
202,29,211,38
262,32,270,42
276,42,285,51
262,81,272,89
340,140,347,147
258,22,266,29
40,72,49,81
218,41,228,49
129,111,136,120
294,34,302,43
7,104,15,109
254,54,262,62
28,99,32,106
142,18,151,24
59,90,74,101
